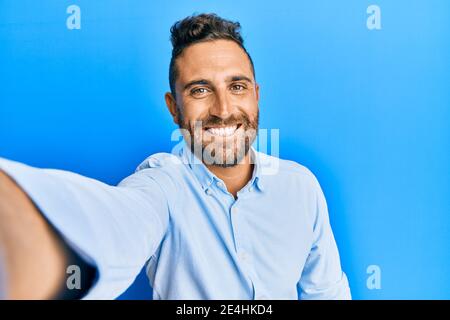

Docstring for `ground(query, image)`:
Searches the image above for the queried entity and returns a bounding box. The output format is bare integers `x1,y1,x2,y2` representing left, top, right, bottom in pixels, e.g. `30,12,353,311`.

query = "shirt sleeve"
0,157,169,299
297,176,351,300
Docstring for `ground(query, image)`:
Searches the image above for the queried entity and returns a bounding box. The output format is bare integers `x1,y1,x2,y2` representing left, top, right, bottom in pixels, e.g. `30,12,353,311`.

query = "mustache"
193,114,251,129
177,108,259,133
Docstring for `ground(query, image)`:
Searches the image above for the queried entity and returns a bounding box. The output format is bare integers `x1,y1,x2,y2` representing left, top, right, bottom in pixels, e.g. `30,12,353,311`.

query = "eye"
191,87,209,96
230,84,246,92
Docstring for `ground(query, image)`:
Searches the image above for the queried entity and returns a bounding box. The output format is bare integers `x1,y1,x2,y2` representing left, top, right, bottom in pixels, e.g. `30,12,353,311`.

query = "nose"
209,89,233,119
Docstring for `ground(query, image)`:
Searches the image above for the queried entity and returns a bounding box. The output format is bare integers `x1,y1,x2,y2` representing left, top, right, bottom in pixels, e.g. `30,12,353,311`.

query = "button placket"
229,205,263,299
231,205,252,268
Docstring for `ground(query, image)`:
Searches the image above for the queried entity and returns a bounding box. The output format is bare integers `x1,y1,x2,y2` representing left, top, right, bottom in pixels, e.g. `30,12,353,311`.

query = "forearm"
0,169,68,299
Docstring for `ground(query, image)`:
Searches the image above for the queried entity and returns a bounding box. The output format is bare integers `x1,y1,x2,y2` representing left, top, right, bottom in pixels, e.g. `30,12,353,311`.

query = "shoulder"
119,152,184,192
135,152,183,172
256,151,320,189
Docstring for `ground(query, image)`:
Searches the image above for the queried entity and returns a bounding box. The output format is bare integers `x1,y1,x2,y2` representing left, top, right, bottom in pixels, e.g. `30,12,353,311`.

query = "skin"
165,39,260,198
0,170,68,299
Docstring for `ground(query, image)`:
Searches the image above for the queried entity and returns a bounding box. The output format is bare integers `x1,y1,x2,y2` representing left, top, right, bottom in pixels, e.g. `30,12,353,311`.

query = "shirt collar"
180,140,265,193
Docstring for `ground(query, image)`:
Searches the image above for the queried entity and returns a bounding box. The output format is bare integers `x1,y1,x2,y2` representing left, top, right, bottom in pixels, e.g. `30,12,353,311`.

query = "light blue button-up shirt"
0,142,350,300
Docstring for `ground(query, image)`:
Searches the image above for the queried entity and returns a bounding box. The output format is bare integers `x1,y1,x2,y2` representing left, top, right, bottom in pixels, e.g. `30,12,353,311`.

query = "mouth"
203,123,242,137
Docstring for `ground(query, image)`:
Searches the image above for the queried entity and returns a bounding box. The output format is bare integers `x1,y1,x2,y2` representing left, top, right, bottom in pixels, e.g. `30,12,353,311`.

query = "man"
0,13,351,299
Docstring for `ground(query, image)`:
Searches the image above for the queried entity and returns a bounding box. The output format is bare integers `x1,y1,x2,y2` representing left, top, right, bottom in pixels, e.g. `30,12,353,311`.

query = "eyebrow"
228,75,253,83
183,75,253,91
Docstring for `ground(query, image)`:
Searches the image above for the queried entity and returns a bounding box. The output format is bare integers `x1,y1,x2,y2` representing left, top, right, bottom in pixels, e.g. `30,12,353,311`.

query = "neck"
206,153,254,199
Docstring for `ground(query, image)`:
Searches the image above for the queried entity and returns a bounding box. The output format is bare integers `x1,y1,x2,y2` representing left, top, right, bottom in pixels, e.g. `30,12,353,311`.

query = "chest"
165,186,315,285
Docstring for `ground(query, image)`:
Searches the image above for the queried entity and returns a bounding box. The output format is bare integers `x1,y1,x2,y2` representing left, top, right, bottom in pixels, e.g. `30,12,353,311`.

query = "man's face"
166,39,260,167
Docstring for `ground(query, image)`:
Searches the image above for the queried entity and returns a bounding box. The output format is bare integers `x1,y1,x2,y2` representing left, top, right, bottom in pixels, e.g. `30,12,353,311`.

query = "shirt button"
216,181,224,188
248,186,254,192
239,251,249,262
205,189,212,196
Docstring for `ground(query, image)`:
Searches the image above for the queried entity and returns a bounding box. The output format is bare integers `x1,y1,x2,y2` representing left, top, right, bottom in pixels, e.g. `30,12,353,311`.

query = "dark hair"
169,13,255,97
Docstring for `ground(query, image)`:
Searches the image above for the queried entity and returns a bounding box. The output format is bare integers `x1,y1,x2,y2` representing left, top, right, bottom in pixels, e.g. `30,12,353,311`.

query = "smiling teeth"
206,125,238,137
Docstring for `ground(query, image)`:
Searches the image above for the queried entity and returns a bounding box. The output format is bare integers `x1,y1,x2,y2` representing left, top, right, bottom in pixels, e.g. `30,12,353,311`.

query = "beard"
178,108,259,168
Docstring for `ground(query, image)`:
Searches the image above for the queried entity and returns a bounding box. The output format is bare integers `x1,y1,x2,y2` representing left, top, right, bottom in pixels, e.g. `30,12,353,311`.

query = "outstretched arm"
0,158,170,299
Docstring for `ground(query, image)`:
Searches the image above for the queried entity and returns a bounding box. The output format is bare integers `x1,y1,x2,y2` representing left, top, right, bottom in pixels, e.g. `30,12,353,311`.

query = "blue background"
0,1,449,299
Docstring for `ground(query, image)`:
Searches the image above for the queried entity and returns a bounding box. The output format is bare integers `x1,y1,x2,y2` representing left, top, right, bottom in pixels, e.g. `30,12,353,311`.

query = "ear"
255,83,260,102
165,92,180,125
